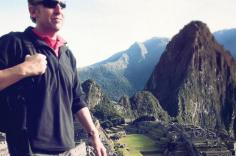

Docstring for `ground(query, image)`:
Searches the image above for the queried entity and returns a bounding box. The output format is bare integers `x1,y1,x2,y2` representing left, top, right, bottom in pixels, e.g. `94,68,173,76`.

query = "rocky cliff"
82,79,109,109
146,21,236,137
130,91,170,121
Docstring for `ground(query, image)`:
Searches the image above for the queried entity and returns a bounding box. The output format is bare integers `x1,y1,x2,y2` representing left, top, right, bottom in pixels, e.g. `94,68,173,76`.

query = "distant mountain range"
79,26,236,101
214,28,236,58
79,37,168,100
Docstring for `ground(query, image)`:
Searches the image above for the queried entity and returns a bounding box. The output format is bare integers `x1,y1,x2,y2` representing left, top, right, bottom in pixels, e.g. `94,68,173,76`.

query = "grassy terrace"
117,134,158,156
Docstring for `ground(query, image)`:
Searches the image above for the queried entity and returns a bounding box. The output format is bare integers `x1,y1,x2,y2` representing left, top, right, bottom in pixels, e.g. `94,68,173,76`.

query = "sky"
0,0,235,67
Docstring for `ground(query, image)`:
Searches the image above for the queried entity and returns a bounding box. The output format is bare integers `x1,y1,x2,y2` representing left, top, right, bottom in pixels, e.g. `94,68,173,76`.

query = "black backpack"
0,32,36,133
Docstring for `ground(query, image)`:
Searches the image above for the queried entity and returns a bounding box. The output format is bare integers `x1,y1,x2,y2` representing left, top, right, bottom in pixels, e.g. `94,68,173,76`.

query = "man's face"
30,0,65,33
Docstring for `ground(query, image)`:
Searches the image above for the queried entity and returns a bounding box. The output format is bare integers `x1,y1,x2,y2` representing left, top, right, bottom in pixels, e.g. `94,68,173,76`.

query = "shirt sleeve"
0,32,22,95
70,52,87,114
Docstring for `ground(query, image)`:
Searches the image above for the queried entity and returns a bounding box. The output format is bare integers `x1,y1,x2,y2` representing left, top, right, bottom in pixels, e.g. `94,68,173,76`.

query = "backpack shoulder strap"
21,33,37,55
9,31,37,55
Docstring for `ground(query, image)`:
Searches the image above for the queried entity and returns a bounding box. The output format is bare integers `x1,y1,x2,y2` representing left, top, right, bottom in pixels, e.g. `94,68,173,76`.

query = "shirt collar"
32,28,66,47
32,28,66,56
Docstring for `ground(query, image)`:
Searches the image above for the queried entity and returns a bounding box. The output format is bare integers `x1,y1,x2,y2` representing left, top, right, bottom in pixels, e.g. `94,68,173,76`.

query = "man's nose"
54,3,63,12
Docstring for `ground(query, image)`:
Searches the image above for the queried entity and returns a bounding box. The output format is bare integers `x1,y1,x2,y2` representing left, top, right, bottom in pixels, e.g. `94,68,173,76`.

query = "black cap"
28,0,58,5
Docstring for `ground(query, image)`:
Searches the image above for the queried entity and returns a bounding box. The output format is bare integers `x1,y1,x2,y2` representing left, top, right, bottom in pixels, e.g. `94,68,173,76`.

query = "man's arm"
0,54,47,91
76,107,107,156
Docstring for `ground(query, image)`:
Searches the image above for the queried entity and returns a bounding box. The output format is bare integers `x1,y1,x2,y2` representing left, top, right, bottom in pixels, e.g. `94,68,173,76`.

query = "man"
0,0,107,155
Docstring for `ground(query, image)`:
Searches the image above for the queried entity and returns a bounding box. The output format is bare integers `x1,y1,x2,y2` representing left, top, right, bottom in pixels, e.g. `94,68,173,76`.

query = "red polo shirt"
32,29,66,57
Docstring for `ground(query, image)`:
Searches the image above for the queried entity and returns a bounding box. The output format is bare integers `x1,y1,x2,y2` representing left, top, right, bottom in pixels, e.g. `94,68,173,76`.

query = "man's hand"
89,131,107,156
76,108,107,156
21,54,47,76
0,54,47,91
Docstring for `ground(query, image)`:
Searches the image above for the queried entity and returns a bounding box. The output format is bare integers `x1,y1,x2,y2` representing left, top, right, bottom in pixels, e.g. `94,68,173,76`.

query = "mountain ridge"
214,28,236,58
79,27,236,101
79,37,169,100
146,21,236,136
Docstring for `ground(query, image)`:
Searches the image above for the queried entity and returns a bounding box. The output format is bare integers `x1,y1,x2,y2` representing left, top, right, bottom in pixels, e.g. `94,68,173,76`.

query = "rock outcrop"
130,91,170,121
82,79,109,109
118,91,170,122
146,21,236,137
115,95,134,121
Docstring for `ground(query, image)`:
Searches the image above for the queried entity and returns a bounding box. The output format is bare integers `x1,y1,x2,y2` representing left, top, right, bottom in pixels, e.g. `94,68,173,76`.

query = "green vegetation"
92,102,125,128
117,134,157,156
79,65,134,101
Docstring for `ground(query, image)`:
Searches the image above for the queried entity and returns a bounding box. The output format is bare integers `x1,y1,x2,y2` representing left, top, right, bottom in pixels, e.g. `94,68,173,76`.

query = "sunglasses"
34,1,66,9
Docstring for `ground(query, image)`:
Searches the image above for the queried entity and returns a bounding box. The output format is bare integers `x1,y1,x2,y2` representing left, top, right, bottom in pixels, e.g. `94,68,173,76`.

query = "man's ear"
28,5,37,20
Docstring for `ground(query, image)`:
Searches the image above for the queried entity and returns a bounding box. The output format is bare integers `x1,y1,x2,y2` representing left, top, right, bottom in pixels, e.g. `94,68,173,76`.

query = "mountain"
214,28,236,58
117,91,170,122
79,37,169,101
81,79,109,109
78,29,236,102
81,80,170,127
81,79,125,129
145,21,236,137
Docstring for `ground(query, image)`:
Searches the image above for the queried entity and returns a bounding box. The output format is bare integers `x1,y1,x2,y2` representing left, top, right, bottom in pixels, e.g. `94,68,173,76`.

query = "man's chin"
52,25,63,32
51,22,63,30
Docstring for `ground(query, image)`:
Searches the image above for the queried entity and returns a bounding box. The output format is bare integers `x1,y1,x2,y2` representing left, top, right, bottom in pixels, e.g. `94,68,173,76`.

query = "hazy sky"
0,0,235,67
